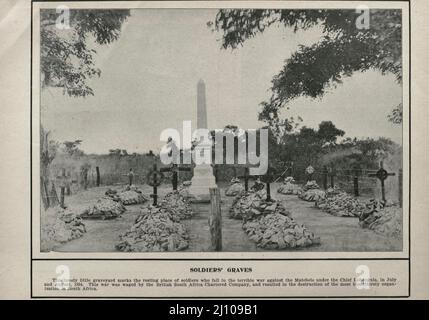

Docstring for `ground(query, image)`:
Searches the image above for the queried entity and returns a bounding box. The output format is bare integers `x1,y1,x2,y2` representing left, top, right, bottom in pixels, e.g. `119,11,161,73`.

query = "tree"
317,121,345,143
40,127,60,178
268,120,346,172
210,9,402,122
108,149,122,156
63,140,84,157
41,9,130,97
322,137,399,171
388,103,403,124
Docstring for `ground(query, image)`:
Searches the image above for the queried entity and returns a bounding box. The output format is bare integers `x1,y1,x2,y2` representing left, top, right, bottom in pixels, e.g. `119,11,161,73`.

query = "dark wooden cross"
328,166,336,188
230,163,259,192
260,166,275,201
56,168,72,208
160,164,192,191
368,161,395,202
122,170,140,186
146,164,164,206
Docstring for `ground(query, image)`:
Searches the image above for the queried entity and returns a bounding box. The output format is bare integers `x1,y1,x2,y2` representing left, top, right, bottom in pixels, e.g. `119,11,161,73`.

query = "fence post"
353,168,359,197
41,177,50,209
66,171,71,195
322,166,328,190
96,166,100,187
59,168,66,208
399,168,403,208
84,169,88,190
244,167,249,192
209,188,222,251
49,182,59,207
330,166,335,188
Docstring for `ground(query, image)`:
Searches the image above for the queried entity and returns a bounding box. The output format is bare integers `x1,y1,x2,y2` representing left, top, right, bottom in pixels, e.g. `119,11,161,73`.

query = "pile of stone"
116,206,189,252
277,177,302,195
325,185,343,197
315,192,366,217
359,200,402,238
242,213,320,250
229,188,320,250
41,206,86,252
80,197,126,220
302,180,320,191
105,188,121,202
229,189,276,220
298,181,326,202
160,191,194,220
178,181,191,197
225,177,245,197
251,179,265,192
106,185,148,205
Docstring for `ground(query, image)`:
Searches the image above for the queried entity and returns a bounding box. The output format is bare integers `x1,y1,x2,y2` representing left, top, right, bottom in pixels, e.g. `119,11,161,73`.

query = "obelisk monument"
189,79,217,202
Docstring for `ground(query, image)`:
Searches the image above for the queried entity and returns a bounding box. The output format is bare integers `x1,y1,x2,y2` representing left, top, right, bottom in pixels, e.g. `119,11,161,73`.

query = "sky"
41,9,403,154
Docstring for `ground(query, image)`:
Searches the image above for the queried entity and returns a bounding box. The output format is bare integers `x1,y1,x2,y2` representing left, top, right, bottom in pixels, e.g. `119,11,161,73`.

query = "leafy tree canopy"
41,9,130,97
210,9,402,122
388,102,403,124
318,121,345,143
62,140,84,157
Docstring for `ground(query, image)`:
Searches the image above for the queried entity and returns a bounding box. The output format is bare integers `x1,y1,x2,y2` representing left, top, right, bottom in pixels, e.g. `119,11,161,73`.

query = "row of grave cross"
147,160,398,206
56,159,397,208
234,161,396,203
145,162,271,206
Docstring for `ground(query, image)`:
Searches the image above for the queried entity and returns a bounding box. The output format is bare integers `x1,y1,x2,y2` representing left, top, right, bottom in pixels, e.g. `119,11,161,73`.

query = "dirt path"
56,185,154,252
57,205,143,252
55,184,402,252
184,195,258,252
276,194,402,252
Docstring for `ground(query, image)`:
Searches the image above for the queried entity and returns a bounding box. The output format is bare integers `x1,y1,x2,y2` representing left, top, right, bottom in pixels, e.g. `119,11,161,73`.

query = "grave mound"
41,206,86,251
229,189,273,220
315,192,366,217
359,200,402,238
225,178,245,197
277,177,302,195
228,185,321,249
325,185,343,197
178,181,191,197
80,197,126,220
160,191,194,220
298,180,326,202
116,206,189,252
106,185,149,205
243,213,320,250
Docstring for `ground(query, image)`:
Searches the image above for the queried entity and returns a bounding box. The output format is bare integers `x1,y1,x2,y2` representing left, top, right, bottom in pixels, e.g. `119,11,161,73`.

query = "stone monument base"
188,164,217,203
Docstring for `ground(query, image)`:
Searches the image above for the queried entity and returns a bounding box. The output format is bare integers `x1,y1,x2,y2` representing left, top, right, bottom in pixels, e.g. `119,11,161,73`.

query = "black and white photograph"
9,0,429,301
37,3,406,256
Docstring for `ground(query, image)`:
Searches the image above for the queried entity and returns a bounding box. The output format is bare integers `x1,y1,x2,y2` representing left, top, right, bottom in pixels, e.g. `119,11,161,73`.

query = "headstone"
189,79,217,202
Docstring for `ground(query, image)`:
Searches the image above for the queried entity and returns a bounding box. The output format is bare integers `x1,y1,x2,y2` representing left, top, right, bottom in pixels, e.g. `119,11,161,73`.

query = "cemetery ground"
55,182,402,253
